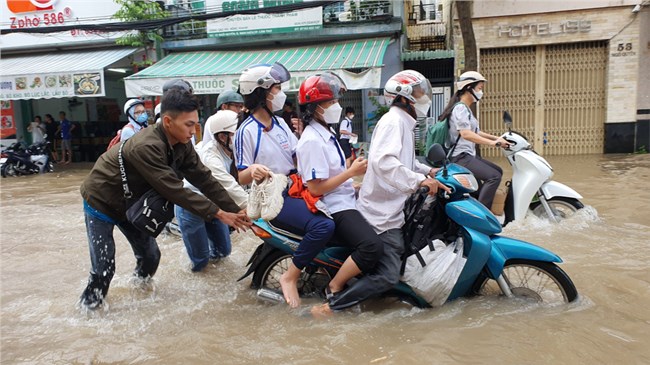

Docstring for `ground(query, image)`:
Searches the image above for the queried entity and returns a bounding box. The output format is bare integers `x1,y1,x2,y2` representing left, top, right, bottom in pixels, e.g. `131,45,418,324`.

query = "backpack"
106,124,134,151
400,190,453,275
425,102,470,155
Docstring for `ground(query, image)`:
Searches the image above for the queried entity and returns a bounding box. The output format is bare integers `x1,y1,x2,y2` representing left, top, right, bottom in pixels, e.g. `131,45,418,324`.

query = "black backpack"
401,190,453,273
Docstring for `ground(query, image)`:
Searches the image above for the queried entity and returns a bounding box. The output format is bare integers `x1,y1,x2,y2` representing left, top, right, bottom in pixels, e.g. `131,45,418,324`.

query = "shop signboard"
0,0,127,50
0,100,17,147
206,0,322,37
0,71,105,100
125,68,381,97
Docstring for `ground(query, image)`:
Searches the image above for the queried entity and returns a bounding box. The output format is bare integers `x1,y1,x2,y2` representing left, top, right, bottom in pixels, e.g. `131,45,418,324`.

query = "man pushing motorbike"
78,85,251,310
312,70,449,316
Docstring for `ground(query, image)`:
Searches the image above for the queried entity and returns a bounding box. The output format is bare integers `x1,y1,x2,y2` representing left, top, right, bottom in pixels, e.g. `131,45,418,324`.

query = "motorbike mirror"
503,111,513,131
426,143,447,171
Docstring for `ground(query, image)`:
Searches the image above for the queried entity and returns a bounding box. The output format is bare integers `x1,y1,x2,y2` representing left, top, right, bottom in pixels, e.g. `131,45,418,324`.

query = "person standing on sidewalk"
55,111,75,164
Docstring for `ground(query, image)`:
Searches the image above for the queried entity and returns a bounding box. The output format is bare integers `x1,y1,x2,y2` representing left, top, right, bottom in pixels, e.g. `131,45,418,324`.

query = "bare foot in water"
311,303,334,319
279,271,301,308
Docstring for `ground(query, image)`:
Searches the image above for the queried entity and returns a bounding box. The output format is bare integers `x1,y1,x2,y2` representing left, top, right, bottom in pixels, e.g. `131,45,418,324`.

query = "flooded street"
1,154,649,364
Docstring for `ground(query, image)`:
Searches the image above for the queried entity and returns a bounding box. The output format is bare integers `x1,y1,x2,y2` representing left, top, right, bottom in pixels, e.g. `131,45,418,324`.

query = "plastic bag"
401,238,467,306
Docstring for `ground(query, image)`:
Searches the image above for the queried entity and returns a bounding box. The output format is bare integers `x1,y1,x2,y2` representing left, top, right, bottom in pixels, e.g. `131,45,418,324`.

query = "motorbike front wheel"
1,162,17,177
251,250,331,299
473,259,578,305
530,197,583,221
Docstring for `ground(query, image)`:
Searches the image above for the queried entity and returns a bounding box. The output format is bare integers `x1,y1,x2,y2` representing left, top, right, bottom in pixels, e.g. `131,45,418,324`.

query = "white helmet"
124,99,145,122
384,70,432,118
456,71,487,91
239,62,290,95
207,110,238,135
384,70,432,104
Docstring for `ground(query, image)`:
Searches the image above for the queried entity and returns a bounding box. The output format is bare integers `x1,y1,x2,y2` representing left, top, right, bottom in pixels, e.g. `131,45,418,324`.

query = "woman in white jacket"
175,110,248,272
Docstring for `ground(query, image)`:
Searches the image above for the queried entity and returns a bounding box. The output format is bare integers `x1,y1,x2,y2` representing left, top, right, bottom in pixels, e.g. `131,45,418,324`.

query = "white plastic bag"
401,238,467,306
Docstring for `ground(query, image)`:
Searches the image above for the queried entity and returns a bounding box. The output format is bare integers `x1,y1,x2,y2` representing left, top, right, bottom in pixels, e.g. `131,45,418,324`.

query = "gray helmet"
162,79,193,94
216,90,244,110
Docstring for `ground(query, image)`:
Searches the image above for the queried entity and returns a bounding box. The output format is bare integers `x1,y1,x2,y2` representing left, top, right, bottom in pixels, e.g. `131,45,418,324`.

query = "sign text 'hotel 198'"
498,20,591,37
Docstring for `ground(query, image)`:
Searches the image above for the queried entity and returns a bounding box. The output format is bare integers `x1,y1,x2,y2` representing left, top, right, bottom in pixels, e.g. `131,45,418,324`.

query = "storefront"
454,1,649,155
125,36,401,142
0,0,141,160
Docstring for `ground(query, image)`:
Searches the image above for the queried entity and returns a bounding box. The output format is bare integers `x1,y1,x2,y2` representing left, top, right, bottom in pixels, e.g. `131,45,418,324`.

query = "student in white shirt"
338,106,357,167
294,73,384,317
234,62,335,309
321,70,449,314
27,115,45,144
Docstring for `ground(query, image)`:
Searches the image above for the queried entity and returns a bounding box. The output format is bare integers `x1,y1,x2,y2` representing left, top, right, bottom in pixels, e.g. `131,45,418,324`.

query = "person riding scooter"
438,71,510,210
312,70,448,316
293,72,384,315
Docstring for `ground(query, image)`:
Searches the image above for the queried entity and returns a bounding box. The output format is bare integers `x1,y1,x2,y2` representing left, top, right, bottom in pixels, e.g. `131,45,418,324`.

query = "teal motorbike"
239,144,578,308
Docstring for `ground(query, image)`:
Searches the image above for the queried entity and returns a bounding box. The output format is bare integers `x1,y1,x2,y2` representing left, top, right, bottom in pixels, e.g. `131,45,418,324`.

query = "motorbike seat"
267,219,348,247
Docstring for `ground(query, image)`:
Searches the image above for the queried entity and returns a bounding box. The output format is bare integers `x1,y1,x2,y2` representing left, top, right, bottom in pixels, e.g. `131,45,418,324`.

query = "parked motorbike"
496,111,584,226
240,144,578,309
1,140,54,177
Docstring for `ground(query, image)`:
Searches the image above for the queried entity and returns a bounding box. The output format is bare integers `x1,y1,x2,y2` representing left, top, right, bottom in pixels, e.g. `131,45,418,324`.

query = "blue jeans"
175,205,231,272
272,193,335,269
81,201,161,306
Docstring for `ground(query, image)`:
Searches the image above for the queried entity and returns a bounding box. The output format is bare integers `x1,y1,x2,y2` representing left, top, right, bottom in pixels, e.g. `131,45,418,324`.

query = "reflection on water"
1,155,650,364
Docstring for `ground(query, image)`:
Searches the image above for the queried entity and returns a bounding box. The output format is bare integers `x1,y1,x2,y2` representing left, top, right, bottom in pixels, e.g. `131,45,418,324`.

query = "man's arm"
369,119,426,193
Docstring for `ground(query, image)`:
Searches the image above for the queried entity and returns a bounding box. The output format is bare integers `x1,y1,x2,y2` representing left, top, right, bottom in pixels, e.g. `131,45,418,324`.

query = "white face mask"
472,89,484,102
268,90,287,112
321,103,343,125
414,94,431,118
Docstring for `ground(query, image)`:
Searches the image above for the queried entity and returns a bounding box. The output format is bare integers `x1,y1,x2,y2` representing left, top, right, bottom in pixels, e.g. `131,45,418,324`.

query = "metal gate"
479,41,607,156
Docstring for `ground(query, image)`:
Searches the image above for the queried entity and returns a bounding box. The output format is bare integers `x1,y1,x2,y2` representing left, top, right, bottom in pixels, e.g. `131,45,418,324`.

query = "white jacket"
356,106,431,233
183,140,248,210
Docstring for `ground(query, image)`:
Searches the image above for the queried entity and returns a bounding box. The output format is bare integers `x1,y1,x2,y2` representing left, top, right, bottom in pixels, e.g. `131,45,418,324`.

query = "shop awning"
0,48,137,100
124,37,391,97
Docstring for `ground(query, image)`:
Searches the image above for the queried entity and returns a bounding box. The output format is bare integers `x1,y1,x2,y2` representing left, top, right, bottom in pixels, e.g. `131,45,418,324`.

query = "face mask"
472,89,484,102
136,112,149,126
349,114,354,120
413,95,431,118
268,90,287,112
321,103,343,125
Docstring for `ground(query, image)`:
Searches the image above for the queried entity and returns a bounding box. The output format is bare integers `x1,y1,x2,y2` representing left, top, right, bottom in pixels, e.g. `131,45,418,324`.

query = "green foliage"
369,95,389,121
635,145,648,154
113,0,168,47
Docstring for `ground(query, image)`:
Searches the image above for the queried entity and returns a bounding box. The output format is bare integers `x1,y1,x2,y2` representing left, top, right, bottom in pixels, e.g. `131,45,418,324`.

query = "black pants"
451,152,503,209
328,229,404,311
331,209,383,273
339,139,352,159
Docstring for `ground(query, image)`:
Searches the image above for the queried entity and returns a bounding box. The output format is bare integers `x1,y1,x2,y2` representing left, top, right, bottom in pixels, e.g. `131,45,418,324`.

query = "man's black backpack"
401,190,452,273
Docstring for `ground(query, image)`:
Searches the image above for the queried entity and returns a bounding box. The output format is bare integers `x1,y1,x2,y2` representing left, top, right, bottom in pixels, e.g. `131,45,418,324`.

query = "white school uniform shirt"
296,121,356,214
356,106,432,234
339,116,352,140
234,115,298,175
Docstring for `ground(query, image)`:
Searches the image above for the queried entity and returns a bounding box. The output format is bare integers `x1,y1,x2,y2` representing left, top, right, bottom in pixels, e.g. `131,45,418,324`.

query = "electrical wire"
1,1,341,35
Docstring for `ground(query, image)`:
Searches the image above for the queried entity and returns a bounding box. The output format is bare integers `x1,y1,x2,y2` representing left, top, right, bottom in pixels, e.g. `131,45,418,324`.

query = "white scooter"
494,111,583,226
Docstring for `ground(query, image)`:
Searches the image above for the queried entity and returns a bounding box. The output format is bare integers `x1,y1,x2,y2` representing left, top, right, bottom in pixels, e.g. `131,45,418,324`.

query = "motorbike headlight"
453,173,479,192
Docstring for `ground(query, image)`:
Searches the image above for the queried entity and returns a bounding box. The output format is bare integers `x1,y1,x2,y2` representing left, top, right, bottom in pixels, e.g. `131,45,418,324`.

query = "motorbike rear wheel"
251,250,331,299
530,197,583,221
473,259,578,305
1,162,17,177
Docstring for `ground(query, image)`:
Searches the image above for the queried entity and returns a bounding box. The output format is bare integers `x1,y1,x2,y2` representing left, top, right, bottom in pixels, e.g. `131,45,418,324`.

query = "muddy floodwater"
1,154,649,364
